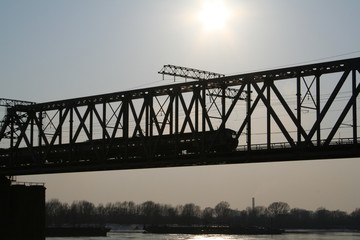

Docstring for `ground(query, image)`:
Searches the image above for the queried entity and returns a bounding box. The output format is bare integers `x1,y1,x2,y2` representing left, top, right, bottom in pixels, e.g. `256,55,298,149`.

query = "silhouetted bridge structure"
0,57,359,176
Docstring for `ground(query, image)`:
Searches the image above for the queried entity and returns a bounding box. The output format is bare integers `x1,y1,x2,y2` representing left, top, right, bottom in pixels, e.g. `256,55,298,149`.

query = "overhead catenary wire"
225,50,360,76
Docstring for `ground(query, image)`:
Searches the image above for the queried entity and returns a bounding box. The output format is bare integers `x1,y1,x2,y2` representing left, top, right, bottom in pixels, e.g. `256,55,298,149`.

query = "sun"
198,0,230,31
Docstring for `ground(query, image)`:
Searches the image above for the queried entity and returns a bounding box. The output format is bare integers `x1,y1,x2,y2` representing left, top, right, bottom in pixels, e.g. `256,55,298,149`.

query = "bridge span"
0,57,359,175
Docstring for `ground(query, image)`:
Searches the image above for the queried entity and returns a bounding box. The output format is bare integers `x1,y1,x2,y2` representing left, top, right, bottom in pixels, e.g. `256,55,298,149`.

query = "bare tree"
181,203,201,225
203,207,214,225
266,202,290,217
215,201,231,218
46,198,69,225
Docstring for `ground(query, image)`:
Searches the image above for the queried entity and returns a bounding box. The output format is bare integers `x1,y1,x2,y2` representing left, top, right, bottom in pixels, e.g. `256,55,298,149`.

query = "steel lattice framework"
159,64,225,81
0,98,35,107
0,57,359,175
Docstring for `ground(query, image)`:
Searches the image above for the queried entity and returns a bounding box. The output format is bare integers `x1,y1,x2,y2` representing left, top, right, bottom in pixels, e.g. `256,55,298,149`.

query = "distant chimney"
252,197,255,210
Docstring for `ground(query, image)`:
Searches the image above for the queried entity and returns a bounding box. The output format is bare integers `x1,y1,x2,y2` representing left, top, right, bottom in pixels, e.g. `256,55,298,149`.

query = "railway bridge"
0,57,359,176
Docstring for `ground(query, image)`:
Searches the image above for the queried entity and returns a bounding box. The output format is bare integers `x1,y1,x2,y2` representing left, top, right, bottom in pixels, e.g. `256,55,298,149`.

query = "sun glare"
198,0,230,31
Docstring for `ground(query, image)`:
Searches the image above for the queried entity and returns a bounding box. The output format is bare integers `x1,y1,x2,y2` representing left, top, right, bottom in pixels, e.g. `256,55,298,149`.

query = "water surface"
46,231,360,240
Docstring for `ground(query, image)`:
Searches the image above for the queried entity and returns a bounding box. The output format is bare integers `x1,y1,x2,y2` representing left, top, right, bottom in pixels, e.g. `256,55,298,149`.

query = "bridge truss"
0,57,359,175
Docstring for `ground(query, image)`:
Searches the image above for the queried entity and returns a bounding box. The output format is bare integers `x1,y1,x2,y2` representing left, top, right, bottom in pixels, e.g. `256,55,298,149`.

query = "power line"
226,50,360,75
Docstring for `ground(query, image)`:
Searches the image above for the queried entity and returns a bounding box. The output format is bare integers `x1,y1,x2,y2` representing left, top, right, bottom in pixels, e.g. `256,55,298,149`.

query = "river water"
46,231,360,240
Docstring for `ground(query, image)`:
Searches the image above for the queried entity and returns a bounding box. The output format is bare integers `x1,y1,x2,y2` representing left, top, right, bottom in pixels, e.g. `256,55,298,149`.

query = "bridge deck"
1,138,359,175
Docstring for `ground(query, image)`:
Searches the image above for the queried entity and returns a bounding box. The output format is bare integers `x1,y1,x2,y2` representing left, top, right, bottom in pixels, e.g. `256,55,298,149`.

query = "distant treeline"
46,199,360,229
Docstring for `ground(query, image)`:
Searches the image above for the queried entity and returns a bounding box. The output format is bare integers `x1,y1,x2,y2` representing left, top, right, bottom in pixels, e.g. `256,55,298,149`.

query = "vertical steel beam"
222,84,226,129
169,92,173,135
10,110,14,149
149,95,153,137
201,85,206,154
195,88,199,132
123,96,129,160
58,109,62,145
145,95,149,137
246,81,251,150
102,102,106,140
9,110,15,165
69,107,73,162
89,105,93,142
30,112,34,147
175,91,179,155
38,112,43,147
202,85,206,132
297,76,301,145
316,74,321,146
123,97,129,139
352,70,358,144
266,81,271,149
175,92,179,134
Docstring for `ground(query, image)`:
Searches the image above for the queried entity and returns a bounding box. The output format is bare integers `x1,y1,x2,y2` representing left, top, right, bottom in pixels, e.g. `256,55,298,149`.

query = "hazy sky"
1,0,360,213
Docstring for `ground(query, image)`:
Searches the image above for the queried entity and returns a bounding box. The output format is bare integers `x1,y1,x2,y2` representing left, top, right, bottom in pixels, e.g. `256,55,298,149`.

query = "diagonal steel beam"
129,99,146,137
252,82,296,147
236,82,266,139
305,69,351,144
218,84,247,132
198,90,214,132
178,92,196,133
324,80,360,146
72,106,92,143
32,112,50,147
159,94,175,135
42,108,70,162
93,105,111,139
270,81,309,141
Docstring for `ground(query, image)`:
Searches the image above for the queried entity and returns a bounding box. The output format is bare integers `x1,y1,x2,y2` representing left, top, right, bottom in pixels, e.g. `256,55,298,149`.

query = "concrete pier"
0,176,46,239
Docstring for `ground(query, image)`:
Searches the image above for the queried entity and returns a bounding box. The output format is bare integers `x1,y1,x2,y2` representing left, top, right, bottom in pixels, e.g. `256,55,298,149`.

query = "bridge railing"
237,137,360,151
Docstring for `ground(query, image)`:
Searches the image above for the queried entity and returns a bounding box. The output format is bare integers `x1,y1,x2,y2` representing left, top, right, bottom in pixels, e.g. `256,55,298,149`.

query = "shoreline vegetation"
46,199,360,231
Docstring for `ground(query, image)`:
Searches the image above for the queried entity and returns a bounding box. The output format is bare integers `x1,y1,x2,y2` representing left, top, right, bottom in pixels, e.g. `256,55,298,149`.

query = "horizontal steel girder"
11,57,359,112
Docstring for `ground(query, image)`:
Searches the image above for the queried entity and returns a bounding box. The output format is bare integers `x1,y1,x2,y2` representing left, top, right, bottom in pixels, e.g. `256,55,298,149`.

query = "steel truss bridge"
0,57,359,175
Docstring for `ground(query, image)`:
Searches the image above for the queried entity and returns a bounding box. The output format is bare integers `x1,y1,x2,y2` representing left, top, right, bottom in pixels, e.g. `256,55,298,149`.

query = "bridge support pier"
0,176,46,240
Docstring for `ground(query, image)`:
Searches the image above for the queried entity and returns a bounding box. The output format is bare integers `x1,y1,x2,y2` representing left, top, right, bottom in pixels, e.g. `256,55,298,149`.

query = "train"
0,128,238,166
